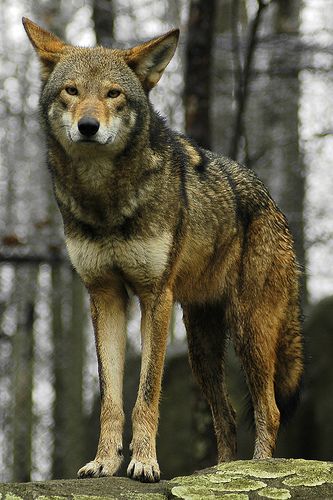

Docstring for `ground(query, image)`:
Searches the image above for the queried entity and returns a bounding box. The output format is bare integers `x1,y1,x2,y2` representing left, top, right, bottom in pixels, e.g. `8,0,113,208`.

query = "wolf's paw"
78,456,122,478
127,458,160,483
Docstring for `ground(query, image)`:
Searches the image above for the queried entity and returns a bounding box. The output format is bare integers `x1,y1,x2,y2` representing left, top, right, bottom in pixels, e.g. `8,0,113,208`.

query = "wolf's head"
23,18,179,156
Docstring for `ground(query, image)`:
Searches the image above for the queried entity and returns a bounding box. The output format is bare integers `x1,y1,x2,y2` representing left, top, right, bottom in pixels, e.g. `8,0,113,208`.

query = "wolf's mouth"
68,132,106,145
67,129,117,146
77,138,101,144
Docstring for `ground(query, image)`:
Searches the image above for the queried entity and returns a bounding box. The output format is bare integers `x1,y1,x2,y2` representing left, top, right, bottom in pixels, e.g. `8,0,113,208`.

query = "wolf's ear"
124,29,179,91
22,17,67,80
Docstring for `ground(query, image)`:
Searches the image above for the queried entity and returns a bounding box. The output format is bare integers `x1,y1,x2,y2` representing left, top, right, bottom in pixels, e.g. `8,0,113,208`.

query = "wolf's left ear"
124,29,179,91
22,17,67,80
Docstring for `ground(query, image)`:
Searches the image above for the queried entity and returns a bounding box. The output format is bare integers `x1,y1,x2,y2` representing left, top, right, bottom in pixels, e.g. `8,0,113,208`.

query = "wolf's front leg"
127,288,173,483
78,287,128,478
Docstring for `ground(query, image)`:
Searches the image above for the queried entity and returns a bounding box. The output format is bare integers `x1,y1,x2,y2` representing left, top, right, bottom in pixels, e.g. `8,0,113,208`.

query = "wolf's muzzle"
78,116,100,137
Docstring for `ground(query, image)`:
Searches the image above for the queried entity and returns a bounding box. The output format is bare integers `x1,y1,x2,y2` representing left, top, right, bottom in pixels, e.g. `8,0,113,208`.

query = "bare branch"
229,0,270,161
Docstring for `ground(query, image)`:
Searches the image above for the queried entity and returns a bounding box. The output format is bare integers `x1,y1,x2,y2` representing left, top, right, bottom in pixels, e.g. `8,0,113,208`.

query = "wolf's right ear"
22,17,67,80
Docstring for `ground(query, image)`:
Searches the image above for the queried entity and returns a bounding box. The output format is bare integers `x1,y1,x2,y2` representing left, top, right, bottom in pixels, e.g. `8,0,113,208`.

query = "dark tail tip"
241,376,303,430
276,375,303,426
241,391,255,430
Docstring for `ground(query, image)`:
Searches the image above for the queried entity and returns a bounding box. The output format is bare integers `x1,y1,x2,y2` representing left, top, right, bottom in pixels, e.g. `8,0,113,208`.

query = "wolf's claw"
127,458,160,482
78,456,122,478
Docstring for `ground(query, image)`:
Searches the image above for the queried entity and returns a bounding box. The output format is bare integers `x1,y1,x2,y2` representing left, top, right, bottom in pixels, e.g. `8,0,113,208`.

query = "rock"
1,459,333,499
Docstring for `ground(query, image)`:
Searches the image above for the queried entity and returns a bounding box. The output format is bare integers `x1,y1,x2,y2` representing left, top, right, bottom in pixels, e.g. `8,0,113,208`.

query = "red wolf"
23,17,303,482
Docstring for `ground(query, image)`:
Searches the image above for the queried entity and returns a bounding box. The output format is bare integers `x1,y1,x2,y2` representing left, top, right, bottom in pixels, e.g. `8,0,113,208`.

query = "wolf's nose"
78,117,100,137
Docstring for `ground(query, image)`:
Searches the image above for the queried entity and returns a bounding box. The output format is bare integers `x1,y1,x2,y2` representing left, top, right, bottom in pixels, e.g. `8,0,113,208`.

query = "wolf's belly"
65,232,172,287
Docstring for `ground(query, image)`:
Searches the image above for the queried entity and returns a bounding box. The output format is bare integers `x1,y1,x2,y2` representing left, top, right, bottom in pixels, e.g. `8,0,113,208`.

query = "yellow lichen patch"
216,459,296,479
171,485,249,500
216,458,333,482
73,496,114,500
171,485,217,500
171,474,266,499
37,496,66,500
171,460,333,499
74,495,162,500
221,496,249,500
217,478,267,492
258,487,291,499
285,459,332,476
283,472,333,488
281,459,333,487
208,475,233,484
5,495,24,500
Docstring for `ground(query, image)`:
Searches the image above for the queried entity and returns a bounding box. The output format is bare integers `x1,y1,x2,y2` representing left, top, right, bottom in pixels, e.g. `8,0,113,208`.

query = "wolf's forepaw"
78,456,122,478
127,458,160,482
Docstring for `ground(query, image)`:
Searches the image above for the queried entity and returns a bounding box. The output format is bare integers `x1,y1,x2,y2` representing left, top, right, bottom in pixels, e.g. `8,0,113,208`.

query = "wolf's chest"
65,232,172,286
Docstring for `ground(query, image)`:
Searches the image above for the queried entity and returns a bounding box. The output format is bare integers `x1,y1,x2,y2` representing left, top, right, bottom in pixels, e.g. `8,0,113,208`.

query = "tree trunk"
184,0,217,149
246,0,307,309
274,0,307,309
183,0,218,470
12,268,35,482
93,0,114,46
52,267,86,479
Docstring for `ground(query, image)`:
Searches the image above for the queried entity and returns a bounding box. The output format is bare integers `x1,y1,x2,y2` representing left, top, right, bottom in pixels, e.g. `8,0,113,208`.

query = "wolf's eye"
65,86,78,96
107,89,121,98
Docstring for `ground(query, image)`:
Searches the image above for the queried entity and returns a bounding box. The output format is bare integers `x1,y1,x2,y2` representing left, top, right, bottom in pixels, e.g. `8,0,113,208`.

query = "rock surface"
1,459,333,499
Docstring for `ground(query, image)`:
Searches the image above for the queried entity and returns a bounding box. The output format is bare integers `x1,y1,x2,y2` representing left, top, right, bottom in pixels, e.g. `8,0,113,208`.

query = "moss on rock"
171,459,333,499
0,459,333,499
257,487,291,499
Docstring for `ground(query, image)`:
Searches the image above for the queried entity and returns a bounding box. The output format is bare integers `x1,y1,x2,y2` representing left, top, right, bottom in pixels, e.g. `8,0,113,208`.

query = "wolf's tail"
274,303,304,424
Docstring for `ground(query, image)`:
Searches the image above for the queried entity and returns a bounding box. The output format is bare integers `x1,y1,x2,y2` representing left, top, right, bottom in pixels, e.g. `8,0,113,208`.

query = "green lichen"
171,474,212,485
219,496,249,500
38,496,67,500
283,472,333,487
214,458,333,489
73,495,116,500
171,472,266,499
258,487,291,499
216,460,294,479
281,459,333,487
171,485,217,500
286,459,332,476
212,478,266,492
216,458,331,481
172,459,333,499
1,460,333,500
206,475,233,484
171,486,249,500
5,494,23,500
119,495,165,500
74,491,165,500
73,496,116,500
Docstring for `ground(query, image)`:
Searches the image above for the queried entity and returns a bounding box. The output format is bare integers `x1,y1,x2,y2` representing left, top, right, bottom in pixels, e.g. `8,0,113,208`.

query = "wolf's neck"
49,123,170,233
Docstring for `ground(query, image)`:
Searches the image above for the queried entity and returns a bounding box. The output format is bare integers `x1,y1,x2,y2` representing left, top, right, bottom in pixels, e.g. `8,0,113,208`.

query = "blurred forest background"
0,0,333,483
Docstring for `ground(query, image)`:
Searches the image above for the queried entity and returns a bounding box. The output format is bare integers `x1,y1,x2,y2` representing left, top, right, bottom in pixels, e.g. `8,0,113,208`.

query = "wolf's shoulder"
169,131,267,189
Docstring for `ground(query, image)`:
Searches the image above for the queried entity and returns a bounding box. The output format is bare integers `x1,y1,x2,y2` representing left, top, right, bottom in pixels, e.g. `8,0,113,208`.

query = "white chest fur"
65,232,172,285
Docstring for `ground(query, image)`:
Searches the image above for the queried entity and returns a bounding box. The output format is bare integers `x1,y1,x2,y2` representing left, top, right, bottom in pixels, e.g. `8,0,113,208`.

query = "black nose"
78,117,100,137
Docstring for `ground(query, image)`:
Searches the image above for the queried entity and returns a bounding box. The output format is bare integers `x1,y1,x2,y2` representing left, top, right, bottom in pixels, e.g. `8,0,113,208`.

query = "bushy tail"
241,300,304,428
274,309,304,424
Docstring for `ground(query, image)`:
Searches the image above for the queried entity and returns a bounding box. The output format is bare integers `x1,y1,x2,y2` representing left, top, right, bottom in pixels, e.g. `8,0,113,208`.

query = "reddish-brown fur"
23,17,303,483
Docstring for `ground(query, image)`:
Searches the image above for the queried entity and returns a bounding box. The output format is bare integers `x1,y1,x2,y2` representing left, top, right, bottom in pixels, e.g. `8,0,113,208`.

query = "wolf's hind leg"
234,309,281,460
183,303,237,462
78,285,127,478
